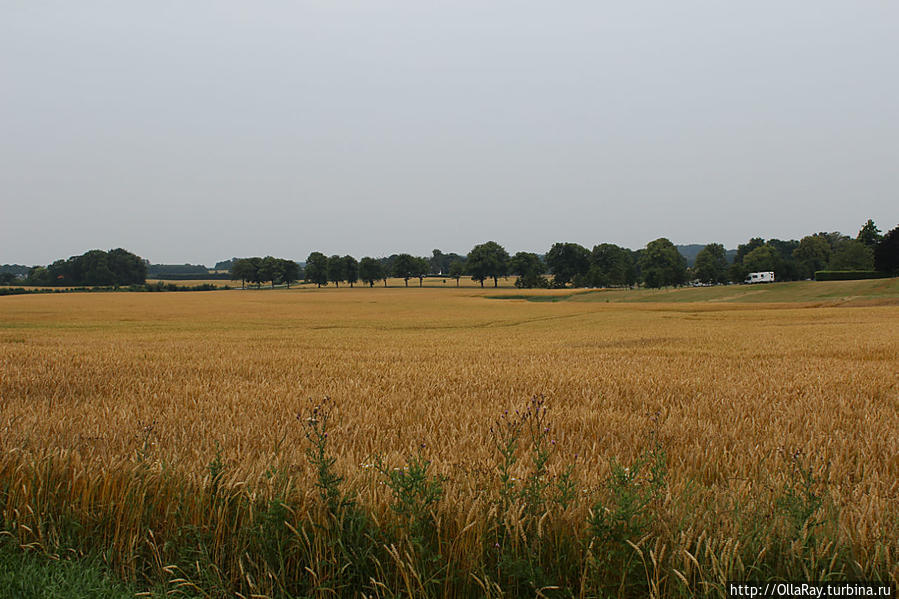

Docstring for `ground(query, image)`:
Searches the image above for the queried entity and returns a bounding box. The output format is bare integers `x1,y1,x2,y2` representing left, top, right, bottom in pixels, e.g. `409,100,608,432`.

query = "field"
1,281,897,597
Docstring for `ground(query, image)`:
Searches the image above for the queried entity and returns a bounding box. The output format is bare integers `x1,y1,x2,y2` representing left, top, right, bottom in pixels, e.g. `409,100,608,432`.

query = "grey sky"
2,1,897,265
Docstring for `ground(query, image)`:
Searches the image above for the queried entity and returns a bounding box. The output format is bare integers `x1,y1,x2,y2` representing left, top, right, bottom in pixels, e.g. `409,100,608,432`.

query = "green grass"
491,278,899,305
0,541,173,599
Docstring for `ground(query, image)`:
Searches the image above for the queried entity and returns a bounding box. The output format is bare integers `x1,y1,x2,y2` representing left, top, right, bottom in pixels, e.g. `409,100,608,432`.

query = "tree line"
11,249,147,287
5,220,896,289
228,220,897,290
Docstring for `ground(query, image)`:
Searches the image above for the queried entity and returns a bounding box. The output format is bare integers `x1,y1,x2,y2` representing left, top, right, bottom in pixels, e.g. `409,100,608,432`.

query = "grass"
1,281,897,596
0,539,175,599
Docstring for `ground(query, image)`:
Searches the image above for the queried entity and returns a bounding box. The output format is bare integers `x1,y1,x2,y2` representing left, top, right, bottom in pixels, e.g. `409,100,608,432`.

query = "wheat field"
1,285,897,597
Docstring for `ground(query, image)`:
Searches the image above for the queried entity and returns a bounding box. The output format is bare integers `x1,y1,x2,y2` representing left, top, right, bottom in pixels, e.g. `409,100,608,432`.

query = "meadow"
1,281,897,597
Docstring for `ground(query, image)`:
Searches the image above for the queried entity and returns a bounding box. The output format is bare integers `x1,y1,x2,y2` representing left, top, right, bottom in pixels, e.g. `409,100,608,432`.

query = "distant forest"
3,220,897,289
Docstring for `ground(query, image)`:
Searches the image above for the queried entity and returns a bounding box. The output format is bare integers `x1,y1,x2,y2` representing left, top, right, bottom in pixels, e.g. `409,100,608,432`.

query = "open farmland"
1,282,898,597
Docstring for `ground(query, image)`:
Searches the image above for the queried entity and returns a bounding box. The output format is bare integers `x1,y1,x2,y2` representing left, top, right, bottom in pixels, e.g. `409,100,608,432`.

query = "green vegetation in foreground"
488,278,899,305
0,540,173,599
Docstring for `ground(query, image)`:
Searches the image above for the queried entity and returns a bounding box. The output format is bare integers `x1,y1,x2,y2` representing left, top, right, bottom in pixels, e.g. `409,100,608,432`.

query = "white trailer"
744,271,775,284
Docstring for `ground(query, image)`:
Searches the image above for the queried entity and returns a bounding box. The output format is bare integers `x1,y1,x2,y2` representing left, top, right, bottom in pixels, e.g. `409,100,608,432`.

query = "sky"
2,1,897,266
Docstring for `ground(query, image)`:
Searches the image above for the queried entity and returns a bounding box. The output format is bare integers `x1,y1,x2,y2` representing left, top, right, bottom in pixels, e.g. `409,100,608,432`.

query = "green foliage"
742,245,780,273
486,397,580,595
412,256,430,286
392,253,418,287
856,219,883,248
509,251,547,288
794,235,832,279
829,239,874,271
545,242,590,286
448,259,465,286
589,243,637,287
327,255,345,287
693,242,729,284
358,256,384,287
376,452,444,539
873,224,899,274
640,238,688,288
466,241,510,288
734,237,765,264
304,252,329,287
587,435,667,596
302,398,345,514
342,255,359,287
429,249,466,275
0,541,172,599
25,249,146,287
774,451,830,543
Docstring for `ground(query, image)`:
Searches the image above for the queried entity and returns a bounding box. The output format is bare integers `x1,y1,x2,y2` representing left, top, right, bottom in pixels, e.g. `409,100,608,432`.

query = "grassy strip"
0,539,176,599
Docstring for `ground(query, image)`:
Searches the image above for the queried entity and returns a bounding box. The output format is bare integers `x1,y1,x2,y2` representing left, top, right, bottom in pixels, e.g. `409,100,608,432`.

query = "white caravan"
744,271,775,284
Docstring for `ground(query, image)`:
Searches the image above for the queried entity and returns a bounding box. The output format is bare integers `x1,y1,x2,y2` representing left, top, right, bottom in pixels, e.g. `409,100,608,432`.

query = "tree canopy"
466,241,509,288
693,243,729,284
545,242,590,287
639,238,687,288
305,252,329,287
874,225,899,274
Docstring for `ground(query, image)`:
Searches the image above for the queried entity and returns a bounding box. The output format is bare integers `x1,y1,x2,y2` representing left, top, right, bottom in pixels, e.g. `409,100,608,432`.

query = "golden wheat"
1,285,897,594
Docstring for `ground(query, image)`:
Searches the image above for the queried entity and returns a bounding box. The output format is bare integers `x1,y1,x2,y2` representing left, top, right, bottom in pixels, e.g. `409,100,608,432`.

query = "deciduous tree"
466,241,509,288
305,252,329,287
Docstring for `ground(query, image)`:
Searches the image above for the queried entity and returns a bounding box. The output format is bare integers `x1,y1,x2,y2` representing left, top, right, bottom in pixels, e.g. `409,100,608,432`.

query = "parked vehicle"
744,271,775,284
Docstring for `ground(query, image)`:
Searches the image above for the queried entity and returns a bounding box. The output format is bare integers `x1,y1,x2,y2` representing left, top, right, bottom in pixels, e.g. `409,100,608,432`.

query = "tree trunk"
404,279,408,287
494,276,498,287
456,278,459,287
419,277,423,287
480,280,484,288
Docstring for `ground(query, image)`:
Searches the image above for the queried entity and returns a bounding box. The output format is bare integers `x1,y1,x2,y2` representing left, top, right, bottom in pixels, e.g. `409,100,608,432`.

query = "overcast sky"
2,1,897,265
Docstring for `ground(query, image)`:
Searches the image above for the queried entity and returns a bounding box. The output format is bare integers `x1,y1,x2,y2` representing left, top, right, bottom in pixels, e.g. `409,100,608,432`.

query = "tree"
639,238,687,288
280,259,300,288
509,251,546,288
742,245,780,274
327,255,345,288
734,238,765,265
429,249,465,275
448,260,465,287
342,255,358,287
231,258,256,289
857,219,883,248
765,239,801,281
0,272,15,285
589,244,636,287
793,236,831,279
358,257,383,287
874,225,899,274
545,242,590,287
466,241,509,288
258,256,284,288
693,243,729,284
76,250,116,286
829,239,874,271
305,252,329,287
107,248,147,286
412,257,430,287
392,254,417,287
